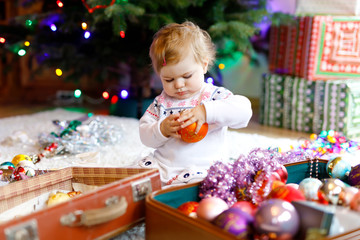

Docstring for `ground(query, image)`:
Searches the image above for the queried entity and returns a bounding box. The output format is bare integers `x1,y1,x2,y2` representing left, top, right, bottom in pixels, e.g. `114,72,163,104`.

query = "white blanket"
0,108,304,169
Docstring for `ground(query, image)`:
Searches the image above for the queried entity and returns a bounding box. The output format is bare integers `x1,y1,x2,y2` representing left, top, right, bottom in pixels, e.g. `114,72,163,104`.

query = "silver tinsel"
38,116,123,155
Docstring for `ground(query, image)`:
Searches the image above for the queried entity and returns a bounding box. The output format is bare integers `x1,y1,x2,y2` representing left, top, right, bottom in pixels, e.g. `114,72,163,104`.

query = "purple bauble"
254,199,300,239
349,164,360,186
213,208,253,238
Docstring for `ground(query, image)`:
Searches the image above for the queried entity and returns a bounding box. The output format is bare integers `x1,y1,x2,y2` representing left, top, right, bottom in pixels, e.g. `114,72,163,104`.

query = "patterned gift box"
261,74,360,138
295,0,360,16
268,16,360,80
306,16,360,80
259,74,285,128
283,76,320,133
316,80,360,138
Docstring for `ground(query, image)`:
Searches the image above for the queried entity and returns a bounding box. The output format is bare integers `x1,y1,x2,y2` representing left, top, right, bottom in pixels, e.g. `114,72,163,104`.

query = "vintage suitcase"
146,160,360,240
0,167,161,240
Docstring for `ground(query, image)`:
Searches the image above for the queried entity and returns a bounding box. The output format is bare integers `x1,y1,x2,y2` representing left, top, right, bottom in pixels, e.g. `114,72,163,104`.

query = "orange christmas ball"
178,122,208,143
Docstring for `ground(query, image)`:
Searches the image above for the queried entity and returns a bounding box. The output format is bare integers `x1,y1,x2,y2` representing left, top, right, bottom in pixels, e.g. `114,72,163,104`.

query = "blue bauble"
326,157,351,181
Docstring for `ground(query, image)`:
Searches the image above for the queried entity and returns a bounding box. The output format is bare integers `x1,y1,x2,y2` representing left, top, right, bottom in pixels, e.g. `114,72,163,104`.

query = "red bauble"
178,122,208,143
177,201,199,217
231,201,257,216
267,185,306,202
272,165,288,183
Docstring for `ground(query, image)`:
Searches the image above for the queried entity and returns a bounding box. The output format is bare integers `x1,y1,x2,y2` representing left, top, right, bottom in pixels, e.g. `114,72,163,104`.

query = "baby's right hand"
160,113,182,138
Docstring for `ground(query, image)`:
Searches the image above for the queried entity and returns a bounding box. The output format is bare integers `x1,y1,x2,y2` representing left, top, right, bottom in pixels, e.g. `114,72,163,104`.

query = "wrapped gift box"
295,0,360,16
268,16,360,80
145,160,360,240
260,74,360,138
283,76,319,132
0,167,161,240
317,80,360,137
259,74,285,128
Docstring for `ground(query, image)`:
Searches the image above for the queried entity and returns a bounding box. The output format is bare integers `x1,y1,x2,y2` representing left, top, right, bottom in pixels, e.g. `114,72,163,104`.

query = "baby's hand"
160,113,182,138
177,105,206,134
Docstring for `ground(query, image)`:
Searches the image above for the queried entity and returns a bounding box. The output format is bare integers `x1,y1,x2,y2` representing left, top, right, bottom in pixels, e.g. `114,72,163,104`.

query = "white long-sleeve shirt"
139,82,252,183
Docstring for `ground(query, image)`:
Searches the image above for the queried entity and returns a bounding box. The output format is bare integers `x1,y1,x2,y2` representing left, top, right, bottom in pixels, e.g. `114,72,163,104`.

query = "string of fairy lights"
0,0,225,105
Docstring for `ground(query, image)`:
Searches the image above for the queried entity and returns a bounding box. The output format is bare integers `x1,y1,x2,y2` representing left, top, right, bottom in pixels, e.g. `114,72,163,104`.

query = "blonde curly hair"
149,21,216,74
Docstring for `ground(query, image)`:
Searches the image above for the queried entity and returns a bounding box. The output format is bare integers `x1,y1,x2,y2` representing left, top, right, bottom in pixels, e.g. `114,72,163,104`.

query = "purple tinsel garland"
199,148,309,206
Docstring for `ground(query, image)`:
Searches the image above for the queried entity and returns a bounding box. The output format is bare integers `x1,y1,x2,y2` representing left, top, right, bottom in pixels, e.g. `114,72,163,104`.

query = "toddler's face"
159,53,208,100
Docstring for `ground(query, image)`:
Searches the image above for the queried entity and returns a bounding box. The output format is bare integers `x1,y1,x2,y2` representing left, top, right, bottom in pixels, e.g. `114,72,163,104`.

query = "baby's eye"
184,74,192,79
164,79,173,82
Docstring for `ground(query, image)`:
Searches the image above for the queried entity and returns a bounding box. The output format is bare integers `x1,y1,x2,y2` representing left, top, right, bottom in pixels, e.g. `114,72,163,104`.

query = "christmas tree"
1,0,274,115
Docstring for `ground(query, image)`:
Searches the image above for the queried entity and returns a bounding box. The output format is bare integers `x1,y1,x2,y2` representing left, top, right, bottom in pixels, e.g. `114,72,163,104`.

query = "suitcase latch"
5,219,39,240
132,177,152,202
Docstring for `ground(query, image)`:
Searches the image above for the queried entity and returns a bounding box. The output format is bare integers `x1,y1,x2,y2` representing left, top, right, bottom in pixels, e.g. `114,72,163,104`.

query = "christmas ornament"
81,0,116,14
12,167,28,181
299,178,323,201
0,162,15,170
11,154,32,167
47,192,71,207
350,191,360,211
177,201,199,217
196,197,229,221
339,186,358,206
254,199,300,239
178,122,208,143
267,185,306,202
348,164,360,186
271,164,288,183
18,160,37,177
213,208,253,238
318,178,346,205
231,201,256,216
326,157,351,181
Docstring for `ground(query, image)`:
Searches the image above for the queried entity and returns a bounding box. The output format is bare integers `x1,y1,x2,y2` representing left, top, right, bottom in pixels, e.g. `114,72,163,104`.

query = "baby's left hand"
177,105,207,134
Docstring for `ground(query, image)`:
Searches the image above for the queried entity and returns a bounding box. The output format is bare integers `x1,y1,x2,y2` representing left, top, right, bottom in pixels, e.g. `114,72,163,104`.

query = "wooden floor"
0,103,310,140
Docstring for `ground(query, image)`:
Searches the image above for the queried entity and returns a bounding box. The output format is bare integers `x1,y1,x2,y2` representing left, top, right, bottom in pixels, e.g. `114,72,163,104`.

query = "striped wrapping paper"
283,76,317,132
259,74,285,127
261,74,360,138
320,80,360,138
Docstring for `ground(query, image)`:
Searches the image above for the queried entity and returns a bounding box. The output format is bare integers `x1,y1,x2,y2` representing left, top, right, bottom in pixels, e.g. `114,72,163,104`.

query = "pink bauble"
272,165,288,183
231,201,256,216
197,197,229,221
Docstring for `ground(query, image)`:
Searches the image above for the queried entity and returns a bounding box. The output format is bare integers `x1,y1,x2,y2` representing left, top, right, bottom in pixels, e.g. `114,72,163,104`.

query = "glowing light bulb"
206,77,214,84
50,24,57,31
111,95,119,104
25,20,33,27
81,22,87,30
56,0,64,7
55,68,63,76
24,41,30,46
18,49,26,56
120,31,125,38
102,91,110,99
120,90,129,99
74,89,82,98
0,37,5,44
84,31,91,39
218,63,225,70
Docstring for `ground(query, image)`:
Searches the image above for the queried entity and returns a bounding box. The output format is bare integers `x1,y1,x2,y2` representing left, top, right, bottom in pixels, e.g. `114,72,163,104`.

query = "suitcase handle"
60,196,128,227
